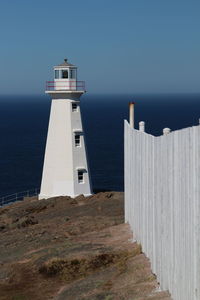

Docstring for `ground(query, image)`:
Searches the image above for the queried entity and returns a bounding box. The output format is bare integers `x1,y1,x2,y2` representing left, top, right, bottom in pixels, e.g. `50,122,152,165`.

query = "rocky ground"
0,192,171,300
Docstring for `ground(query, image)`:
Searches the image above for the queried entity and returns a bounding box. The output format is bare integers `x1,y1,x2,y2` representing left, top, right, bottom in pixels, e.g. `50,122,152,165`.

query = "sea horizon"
0,93,200,198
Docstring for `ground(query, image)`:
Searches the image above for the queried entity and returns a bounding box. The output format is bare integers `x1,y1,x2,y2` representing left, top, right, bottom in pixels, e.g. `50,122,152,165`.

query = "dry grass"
39,248,141,283
0,192,171,300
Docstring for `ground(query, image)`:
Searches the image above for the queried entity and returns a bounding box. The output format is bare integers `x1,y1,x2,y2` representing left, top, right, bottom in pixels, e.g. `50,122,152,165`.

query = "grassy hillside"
0,192,171,300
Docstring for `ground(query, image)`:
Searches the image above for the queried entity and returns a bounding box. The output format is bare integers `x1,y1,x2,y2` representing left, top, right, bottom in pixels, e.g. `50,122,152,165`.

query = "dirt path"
0,192,171,300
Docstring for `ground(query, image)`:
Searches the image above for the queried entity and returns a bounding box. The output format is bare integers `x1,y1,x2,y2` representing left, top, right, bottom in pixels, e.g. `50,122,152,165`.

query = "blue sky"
0,0,200,94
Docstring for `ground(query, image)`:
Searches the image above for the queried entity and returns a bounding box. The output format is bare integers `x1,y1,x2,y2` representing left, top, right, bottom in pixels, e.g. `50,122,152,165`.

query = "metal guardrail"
0,188,40,207
46,80,85,91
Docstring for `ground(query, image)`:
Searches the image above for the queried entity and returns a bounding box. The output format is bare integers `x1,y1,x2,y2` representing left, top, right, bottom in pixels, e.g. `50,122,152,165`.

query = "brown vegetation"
0,192,171,300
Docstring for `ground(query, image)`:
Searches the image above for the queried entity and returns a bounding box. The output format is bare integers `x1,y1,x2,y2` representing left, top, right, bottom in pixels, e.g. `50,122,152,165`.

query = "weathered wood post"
129,102,135,128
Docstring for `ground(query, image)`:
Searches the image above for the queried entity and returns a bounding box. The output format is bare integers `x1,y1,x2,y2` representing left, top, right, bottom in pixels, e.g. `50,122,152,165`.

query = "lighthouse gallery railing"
46,81,85,91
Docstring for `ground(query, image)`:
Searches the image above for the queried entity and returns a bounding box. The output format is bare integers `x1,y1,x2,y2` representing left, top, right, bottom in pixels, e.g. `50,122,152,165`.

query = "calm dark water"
0,94,200,197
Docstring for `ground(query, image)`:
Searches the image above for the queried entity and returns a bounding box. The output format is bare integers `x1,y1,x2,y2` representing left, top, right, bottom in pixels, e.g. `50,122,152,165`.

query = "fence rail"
124,120,200,300
0,188,40,207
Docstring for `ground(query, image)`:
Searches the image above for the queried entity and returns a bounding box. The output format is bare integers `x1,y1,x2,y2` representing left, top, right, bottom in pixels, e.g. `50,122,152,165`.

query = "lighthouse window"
55,70,59,79
62,70,68,79
75,134,81,147
70,69,76,79
78,170,84,183
72,103,78,112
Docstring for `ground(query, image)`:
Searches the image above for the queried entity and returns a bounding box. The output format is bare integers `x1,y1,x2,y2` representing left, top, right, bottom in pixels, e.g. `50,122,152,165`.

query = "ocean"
0,94,200,197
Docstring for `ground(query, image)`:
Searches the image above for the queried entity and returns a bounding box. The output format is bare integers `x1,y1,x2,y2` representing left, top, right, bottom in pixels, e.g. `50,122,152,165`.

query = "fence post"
129,102,135,128
139,121,145,132
163,128,171,135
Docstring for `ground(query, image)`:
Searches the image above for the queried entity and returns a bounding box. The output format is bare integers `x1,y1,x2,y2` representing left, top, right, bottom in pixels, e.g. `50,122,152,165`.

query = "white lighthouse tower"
39,59,92,199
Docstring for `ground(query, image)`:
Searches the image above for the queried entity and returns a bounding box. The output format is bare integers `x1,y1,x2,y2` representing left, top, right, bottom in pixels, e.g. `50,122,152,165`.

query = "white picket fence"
124,120,200,300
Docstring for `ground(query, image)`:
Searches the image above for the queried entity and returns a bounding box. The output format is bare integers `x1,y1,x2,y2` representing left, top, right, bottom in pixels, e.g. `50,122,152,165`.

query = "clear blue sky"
0,0,200,95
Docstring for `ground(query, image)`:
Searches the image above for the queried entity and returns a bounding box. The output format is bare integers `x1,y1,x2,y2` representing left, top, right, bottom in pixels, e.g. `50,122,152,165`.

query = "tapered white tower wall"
39,60,92,199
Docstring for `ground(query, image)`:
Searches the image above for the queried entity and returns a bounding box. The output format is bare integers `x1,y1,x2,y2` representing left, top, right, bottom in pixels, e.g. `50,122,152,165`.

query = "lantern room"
54,58,77,91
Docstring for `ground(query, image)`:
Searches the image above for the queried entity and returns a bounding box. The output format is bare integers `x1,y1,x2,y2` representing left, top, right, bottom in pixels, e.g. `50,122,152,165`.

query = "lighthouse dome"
54,58,77,68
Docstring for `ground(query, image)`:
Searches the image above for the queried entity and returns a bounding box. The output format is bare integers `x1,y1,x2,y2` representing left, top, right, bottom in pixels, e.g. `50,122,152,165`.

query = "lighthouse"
39,59,92,199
